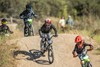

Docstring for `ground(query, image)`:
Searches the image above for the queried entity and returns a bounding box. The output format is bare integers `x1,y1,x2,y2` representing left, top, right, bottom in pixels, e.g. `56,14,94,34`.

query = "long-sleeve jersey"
72,42,93,54
19,9,37,21
0,24,12,33
39,24,57,35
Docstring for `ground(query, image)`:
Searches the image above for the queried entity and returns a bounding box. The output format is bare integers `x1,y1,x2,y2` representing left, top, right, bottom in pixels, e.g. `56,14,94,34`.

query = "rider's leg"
24,22,26,33
30,24,34,36
40,34,46,57
47,33,53,45
78,54,84,67
24,22,28,34
40,33,46,51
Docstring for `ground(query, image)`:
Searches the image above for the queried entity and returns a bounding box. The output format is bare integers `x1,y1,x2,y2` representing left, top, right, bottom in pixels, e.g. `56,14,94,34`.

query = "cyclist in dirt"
0,18,13,35
19,4,37,36
72,35,93,67
39,18,58,51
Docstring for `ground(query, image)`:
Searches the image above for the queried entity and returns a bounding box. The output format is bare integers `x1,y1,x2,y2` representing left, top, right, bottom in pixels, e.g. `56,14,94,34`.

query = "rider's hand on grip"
54,34,58,37
35,15,39,19
73,55,77,58
10,31,13,34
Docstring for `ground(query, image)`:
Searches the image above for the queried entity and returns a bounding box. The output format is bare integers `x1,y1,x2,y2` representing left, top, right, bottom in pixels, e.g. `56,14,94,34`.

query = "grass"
0,44,17,67
0,31,19,67
93,35,100,44
0,16,100,67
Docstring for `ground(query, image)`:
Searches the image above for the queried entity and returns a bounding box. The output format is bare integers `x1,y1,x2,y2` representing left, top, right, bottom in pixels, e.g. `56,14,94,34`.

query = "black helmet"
1,18,7,22
26,4,32,10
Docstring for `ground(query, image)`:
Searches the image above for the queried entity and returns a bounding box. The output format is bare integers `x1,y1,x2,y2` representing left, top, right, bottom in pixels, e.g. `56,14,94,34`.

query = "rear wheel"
48,46,54,64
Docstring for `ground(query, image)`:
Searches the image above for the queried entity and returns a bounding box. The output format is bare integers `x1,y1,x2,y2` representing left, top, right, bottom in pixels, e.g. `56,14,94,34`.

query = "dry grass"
0,43,17,67
0,37,18,67
0,30,21,67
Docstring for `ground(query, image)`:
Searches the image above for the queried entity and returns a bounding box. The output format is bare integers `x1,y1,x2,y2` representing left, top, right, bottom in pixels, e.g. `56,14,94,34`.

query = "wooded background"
0,0,100,18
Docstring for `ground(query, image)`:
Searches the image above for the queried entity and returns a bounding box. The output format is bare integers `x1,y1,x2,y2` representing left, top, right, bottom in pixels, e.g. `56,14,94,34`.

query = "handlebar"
50,35,58,39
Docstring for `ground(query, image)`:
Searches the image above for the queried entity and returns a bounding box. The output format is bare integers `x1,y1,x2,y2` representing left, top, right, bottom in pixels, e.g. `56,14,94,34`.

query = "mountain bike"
78,50,92,67
40,35,55,64
24,19,34,37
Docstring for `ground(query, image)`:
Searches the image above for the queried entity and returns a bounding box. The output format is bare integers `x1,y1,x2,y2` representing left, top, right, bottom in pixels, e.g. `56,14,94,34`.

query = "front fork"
24,24,34,36
81,55,90,67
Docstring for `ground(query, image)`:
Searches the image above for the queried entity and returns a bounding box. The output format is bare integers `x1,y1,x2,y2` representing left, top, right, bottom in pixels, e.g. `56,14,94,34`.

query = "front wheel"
83,62,92,67
87,62,92,67
48,46,54,64
24,27,28,37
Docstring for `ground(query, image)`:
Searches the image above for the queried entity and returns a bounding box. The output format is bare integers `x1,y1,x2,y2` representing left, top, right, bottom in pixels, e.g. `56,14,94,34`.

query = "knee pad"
48,40,53,45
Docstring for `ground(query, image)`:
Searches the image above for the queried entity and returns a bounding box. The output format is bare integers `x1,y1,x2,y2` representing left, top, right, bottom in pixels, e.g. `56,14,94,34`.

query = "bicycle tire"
87,62,92,67
24,28,29,37
48,46,54,64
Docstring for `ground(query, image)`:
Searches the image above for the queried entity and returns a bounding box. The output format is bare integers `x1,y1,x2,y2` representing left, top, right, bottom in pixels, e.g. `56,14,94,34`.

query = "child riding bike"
72,36,93,67
39,18,58,52
19,4,37,36
0,18,13,36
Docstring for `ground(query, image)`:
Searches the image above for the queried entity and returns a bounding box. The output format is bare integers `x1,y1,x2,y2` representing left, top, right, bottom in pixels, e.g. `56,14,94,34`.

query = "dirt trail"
11,34,100,67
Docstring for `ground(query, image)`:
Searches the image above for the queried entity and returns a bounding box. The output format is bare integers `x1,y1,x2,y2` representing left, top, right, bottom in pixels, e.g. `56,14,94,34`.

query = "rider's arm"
85,43,93,51
0,26,2,32
7,26,13,34
31,10,37,18
39,29,42,37
72,45,77,57
51,24,58,36
19,11,25,19
39,25,44,37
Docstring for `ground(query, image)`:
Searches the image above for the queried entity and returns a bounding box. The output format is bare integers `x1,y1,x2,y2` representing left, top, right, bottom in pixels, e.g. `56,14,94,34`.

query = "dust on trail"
9,34,100,67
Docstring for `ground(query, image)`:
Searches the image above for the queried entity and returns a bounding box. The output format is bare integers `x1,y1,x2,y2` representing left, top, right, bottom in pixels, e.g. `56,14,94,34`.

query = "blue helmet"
26,4,32,10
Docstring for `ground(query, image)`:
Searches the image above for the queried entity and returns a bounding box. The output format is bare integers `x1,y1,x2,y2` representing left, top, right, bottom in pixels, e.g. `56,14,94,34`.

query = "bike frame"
41,35,54,64
79,50,92,67
41,35,54,54
24,19,34,36
83,55,90,62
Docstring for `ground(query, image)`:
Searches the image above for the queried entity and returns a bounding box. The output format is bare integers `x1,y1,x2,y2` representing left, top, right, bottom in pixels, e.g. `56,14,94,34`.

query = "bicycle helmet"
1,18,7,22
26,4,32,10
1,18,7,24
45,18,51,24
75,35,82,43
